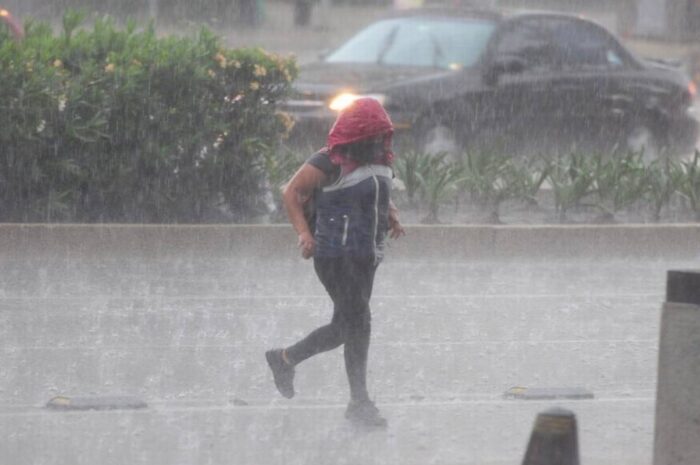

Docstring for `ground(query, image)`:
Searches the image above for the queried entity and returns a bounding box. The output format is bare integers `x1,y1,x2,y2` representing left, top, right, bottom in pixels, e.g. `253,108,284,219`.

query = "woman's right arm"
281,163,327,259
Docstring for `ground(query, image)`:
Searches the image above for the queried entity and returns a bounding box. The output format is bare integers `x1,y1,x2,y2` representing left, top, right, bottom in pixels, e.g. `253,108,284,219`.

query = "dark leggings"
285,256,377,402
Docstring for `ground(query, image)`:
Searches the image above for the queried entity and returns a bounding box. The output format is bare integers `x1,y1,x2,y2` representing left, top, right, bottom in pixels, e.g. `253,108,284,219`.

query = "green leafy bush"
0,12,297,222
547,151,597,222
393,150,465,223
462,149,517,223
418,152,465,224
678,150,700,221
393,149,432,208
645,157,684,222
592,150,650,222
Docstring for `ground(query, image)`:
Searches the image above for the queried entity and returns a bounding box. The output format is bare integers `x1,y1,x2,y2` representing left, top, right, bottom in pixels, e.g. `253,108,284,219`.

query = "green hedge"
0,12,297,222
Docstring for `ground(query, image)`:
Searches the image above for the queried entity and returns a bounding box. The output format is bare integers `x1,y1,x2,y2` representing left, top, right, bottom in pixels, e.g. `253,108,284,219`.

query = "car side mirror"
484,56,526,85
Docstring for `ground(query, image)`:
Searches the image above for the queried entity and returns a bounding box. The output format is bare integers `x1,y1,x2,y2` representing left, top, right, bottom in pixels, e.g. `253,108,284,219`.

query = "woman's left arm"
388,199,405,239
282,163,327,259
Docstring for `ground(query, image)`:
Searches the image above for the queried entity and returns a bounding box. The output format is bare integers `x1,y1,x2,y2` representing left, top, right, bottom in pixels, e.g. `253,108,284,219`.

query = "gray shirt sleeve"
306,150,340,182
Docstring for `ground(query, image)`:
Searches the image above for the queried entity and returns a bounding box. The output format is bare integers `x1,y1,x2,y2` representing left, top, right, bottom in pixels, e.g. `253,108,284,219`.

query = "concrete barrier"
654,270,700,465
521,407,580,465
1,223,700,260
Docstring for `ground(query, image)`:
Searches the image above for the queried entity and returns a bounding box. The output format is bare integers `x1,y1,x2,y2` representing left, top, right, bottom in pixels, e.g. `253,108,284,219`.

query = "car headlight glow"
328,93,386,111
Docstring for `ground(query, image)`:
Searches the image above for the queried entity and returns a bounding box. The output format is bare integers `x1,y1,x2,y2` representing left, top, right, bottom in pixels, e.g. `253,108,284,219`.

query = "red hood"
326,97,394,171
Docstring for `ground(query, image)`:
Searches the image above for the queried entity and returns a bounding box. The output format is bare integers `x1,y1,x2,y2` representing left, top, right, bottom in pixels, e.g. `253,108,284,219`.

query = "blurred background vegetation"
2,0,628,26
0,11,297,222
2,1,699,225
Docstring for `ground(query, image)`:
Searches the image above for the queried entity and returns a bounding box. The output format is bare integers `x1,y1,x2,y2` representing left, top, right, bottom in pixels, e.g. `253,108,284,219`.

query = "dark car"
282,7,698,158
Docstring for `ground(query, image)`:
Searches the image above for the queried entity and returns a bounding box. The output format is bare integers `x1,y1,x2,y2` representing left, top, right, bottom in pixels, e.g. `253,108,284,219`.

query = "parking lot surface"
1,240,695,465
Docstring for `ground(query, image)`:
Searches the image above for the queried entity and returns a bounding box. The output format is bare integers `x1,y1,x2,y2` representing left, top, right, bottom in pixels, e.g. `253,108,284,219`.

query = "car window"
495,17,629,73
494,19,558,73
326,18,496,69
548,19,627,70
325,20,398,66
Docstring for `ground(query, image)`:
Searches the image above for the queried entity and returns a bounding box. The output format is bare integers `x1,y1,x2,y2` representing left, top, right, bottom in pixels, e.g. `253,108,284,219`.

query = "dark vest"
314,164,392,261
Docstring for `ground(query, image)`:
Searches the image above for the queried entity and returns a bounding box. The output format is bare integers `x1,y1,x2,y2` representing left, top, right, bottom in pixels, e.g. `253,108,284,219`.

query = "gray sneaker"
265,349,295,399
345,400,387,428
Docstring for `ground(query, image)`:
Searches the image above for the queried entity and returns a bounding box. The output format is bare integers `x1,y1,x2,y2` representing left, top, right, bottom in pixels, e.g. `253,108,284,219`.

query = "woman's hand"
388,200,405,239
298,231,316,259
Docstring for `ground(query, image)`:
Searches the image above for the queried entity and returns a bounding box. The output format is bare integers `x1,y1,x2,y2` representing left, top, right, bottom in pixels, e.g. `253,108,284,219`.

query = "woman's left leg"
341,256,377,403
340,256,386,427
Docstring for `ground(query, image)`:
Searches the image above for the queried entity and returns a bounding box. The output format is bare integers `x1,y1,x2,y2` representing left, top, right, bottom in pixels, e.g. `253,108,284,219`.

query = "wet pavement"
1,245,694,465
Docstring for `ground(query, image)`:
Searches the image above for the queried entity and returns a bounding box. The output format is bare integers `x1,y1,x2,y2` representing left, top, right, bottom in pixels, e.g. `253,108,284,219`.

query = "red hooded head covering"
325,97,394,173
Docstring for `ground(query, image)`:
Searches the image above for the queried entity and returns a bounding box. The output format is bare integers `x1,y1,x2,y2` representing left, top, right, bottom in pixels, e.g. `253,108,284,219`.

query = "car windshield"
325,17,496,70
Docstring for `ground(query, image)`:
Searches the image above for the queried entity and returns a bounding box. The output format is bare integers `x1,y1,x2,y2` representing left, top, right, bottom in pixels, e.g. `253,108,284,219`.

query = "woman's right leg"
267,258,353,399
284,257,377,402
284,258,346,365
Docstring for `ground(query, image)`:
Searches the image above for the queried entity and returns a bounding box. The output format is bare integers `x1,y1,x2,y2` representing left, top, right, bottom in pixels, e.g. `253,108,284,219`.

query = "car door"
543,17,637,154
481,17,564,156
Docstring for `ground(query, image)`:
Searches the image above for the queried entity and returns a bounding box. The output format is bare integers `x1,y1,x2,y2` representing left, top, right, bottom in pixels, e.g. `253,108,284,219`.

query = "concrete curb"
2,223,699,260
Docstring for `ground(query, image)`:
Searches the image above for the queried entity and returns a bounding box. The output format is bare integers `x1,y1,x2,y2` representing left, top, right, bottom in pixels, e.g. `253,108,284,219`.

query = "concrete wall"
654,271,700,465
2,223,700,261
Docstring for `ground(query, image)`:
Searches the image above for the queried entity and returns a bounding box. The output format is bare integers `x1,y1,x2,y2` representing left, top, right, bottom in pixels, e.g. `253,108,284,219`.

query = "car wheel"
626,124,661,163
419,124,462,160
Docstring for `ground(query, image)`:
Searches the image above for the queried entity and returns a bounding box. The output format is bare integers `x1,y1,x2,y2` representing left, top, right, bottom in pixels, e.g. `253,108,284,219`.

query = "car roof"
378,5,504,22
377,5,603,29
